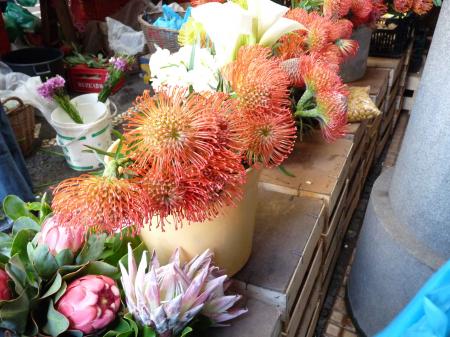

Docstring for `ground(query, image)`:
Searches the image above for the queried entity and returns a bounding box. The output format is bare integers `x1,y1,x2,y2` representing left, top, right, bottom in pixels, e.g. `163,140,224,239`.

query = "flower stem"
295,107,321,118
54,95,84,124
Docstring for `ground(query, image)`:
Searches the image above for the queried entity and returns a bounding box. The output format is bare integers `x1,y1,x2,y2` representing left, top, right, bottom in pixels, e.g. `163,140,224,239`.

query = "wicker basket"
3,97,35,157
138,12,181,54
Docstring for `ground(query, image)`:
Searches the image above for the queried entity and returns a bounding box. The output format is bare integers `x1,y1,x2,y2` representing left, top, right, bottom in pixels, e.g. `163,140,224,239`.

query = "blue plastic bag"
153,5,191,31
376,260,450,337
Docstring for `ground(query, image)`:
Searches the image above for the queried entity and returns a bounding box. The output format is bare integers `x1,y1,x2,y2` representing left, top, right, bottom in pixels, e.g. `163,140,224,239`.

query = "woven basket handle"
2,96,24,108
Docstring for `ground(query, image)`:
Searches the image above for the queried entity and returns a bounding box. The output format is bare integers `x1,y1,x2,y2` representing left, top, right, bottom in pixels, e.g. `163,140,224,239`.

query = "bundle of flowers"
293,0,439,27
0,195,246,336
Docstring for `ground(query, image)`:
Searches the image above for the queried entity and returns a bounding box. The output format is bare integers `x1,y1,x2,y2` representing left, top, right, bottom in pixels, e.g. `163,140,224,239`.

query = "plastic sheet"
106,17,145,55
347,86,381,122
376,260,450,337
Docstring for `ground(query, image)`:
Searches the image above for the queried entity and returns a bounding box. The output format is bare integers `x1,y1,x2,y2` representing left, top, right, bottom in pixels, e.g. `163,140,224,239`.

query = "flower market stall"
0,0,441,336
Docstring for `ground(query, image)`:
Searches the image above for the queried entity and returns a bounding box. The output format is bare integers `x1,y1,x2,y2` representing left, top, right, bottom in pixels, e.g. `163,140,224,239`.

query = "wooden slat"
283,243,323,337
322,180,349,254
295,282,322,337
234,189,325,321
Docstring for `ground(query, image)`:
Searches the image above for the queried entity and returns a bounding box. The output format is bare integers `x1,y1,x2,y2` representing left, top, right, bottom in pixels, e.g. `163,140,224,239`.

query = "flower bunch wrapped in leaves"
98,54,135,103
0,194,141,337
38,75,84,124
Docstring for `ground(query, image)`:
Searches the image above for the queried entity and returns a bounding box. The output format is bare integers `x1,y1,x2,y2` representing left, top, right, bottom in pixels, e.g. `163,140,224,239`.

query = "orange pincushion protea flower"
393,0,414,12
244,111,297,167
335,38,359,59
328,19,354,41
349,0,373,25
300,55,346,94
412,0,433,14
314,91,348,141
224,46,291,117
125,90,218,180
52,174,151,234
323,0,352,19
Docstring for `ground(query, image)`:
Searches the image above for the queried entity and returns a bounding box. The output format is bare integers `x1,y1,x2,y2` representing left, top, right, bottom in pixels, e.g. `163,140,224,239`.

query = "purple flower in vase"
109,56,130,72
38,75,66,100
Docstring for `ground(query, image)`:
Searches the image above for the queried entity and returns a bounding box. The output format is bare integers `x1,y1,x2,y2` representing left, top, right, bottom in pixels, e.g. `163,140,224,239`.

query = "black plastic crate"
369,16,415,58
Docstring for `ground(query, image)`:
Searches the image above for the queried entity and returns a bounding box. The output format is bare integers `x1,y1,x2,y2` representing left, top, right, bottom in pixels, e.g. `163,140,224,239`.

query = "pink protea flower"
0,269,11,301
56,275,121,334
412,0,433,14
37,75,65,100
120,245,246,336
38,215,85,256
393,0,414,13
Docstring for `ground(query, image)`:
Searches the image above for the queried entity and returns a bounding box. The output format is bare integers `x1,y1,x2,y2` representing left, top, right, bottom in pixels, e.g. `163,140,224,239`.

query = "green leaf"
180,327,193,337
2,195,37,222
11,229,36,261
41,273,62,299
142,326,157,337
83,261,118,278
65,330,84,337
5,254,28,293
76,233,107,265
0,232,13,258
55,249,74,267
42,300,70,337
0,290,30,333
31,245,59,279
12,217,41,234
103,318,132,337
54,280,67,303
26,202,42,211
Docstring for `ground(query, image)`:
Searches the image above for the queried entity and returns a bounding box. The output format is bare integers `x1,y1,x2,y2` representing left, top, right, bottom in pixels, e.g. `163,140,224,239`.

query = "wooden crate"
293,279,322,337
234,189,325,322
210,298,281,337
376,101,396,159
260,132,352,234
282,243,323,337
383,74,402,114
350,67,390,108
368,55,405,89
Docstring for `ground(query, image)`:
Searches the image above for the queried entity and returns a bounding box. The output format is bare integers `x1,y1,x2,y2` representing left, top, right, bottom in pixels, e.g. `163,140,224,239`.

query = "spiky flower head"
314,91,348,141
323,0,352,19
300,55,346,94
335,38,359,59
393,0,414,13
328,19,354,41
120,245,247,336
412,0,433,15
51,173,151,234
125,90,219,180
348,0,373,26
223,45,291,117
244,111,297,167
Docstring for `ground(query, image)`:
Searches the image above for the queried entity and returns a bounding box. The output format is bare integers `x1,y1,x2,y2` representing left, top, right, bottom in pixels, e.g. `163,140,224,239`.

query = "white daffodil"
190,0,305,66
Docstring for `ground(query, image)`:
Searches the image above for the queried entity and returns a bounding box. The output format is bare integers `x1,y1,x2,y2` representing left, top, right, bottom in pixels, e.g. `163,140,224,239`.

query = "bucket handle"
33,64,52,76
2,96,24,115
109,101,118,117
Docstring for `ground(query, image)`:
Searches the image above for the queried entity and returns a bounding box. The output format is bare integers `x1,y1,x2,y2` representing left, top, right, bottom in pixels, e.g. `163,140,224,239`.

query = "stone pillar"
347,3,450,336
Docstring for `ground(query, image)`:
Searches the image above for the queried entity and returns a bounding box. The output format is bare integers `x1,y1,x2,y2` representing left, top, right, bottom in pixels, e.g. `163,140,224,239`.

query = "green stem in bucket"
54,94,84,124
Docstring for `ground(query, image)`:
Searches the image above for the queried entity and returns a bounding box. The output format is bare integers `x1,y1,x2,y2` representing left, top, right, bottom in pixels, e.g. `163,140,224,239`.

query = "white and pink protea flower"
37,216,85,256
120,245,247,336
56,275,121,334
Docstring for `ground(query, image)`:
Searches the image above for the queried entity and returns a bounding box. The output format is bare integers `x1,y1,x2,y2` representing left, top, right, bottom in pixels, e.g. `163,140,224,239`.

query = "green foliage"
65,51,109,68
291,0,323,11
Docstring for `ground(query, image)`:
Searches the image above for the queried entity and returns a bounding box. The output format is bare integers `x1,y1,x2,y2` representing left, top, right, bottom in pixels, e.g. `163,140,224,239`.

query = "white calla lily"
192,2,253,67
191,0,305,67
